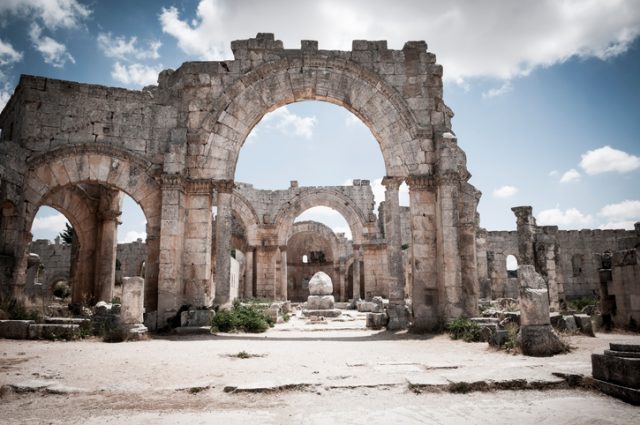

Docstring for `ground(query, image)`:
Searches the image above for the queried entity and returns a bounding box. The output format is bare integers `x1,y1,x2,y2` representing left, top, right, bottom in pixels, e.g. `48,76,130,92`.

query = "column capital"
406,174,435,191
511,206,534,226
278,245,288,252
381,176,403,190
185,178,214,194
98,209,122,222
160,173,184,189
213,179,235,194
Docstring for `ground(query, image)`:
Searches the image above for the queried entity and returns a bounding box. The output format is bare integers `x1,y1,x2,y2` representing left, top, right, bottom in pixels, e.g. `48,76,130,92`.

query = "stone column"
279,246,288,300
255,245,278,299
94,187,121,303
337,261,346,302
407,175,439,331
244,248,254,298
436,171,463,320
214,180,234,305
382,176,407,329
157,174,186,325
511,206,536,265
143,230,160,312
352,245,361,301
459,186,480,317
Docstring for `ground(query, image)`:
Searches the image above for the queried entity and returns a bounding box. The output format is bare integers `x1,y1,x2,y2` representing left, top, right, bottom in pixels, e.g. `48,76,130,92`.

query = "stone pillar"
157,174,186,325
121,276,144,325
183,181,214,307
436,171,463,320
255,245,278,299
407,175,439,331
459,186,480,317
352,245,361,300
511,206,536,265
214,180,234,305
143,231,160,312
244,248,254,298
382,176,407,329
279,246,288,301
337,261,346,302
94,187,121,303
518,265,564,356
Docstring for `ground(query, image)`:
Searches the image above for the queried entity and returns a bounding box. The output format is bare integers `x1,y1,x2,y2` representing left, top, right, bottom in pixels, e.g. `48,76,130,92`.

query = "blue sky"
1,0,638,242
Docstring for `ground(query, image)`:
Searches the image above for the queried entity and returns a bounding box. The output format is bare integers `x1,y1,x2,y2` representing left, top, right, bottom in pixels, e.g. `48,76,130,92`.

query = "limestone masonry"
1,33,638,331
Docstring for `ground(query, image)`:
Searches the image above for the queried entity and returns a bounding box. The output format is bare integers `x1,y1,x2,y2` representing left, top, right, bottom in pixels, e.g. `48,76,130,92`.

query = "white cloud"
31,212,69,233
599,221,636,230
579,145,640,175
548,170,558,177
0,39,22,66
120,230,147,243
111,62,162,87
0,88,11,110
158,0,640,83
0,0,90,30
537,207,593,228
295,206,352,239
262,106,317,139
560,168,580,183
599,200,640,222
97,32,161,61
482,81,512,98
29,23,75,68
492,185,518,198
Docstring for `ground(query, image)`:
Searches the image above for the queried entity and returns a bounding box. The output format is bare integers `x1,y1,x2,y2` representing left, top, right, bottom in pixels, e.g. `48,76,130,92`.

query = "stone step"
45,317,90,326
592,353,640,389
610,343,640,353
0,320,34,339
605,349,640,359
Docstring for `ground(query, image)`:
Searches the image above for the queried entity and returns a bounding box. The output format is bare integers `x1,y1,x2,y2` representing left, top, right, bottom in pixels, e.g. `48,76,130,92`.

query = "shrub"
211,301,273,333
566,296,597,312
447,318,482,342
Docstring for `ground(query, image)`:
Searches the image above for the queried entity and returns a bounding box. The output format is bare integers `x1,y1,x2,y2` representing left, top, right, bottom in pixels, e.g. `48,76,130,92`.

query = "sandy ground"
1,310,639,424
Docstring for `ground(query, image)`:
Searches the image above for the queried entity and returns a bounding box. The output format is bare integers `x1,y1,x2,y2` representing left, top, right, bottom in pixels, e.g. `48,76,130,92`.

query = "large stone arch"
197,57,423,180
230,189,260,246
39,185,97,302
19,145,162,309
273,188,369,246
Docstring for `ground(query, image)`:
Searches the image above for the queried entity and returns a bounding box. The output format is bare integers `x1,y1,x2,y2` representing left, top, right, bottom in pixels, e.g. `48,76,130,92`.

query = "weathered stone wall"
476,219,639,305
117,239,147,279
28,239,71,293
1,33,478,330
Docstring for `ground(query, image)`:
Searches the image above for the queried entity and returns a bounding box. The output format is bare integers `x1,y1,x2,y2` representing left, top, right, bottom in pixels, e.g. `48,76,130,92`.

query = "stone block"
121,277,144,325
28,324,80,340
519,287,550,326
308,272,333,295
593,379,640,406
302,309,342,318
489,329,509,347
180,309,214,327
610,343,640,353
366,312,388,329
562,315,578,333
0,320,34,339
573,314,595,337
592,353,640,389
307,295,335,310
519,324,565,357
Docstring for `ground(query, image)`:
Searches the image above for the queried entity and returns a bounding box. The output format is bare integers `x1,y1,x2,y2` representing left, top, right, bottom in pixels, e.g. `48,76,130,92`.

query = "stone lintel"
406,174,435,191
213,179,234,194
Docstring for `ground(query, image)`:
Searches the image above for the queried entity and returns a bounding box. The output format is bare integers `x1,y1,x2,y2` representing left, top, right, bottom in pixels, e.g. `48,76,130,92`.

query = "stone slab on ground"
27,323,81,340
0,320,34,339
593,378,640,406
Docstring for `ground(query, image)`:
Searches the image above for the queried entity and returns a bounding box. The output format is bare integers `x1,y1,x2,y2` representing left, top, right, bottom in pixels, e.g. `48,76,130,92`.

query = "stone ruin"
303,271,341,318
0,33,638,339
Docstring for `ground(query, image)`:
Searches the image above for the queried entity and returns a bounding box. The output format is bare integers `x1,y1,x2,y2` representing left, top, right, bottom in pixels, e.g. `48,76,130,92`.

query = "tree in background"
58,222,75,245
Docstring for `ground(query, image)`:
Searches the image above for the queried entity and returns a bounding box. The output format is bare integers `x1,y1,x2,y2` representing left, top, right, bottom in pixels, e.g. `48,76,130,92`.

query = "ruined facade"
0,33,480,330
